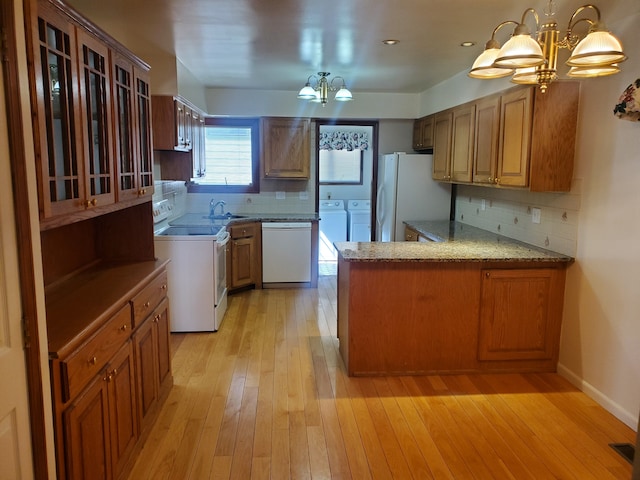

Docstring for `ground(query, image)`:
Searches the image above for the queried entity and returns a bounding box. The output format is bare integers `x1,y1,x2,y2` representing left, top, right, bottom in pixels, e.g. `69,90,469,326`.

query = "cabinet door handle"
119,324,128,332
154,314,161,323
161,284,167,291
144,301,150,309
485,272,491,278
88,356,97,366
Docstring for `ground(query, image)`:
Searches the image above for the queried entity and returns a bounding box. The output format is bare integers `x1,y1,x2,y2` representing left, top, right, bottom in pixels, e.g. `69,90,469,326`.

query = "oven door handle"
216,231,231,247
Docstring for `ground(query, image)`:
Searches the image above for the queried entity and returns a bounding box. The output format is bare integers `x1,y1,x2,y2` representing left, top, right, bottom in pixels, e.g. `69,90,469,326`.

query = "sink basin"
157,225,225,236
204,213,246,220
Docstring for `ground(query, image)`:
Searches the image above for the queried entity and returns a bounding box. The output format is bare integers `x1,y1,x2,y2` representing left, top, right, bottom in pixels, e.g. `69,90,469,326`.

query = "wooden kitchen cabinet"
76,28,116,210
152,95,207,181
47,261,172,480
133,297,171,432
450,103,475,183
478,268,565,363
63,340,138,480
497,82,579,191
62,361,112,480
261,117,310,179
112,54,154,202
227,222,262,291
496,88,533,188
430,83,579,192
28,0,154,227
404,226,420,241
432,111,453,181
473,95,501,185
412,115,434,151
404,225,431,242
338,258,568,376
152,96,191,152
30,2,85,219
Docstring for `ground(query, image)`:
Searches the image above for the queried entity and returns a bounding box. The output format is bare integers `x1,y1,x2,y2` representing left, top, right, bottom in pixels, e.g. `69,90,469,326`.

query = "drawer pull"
88,356,97,366
119,324,128,332
144,301,150,309
161,284,167,291
154,314,161,323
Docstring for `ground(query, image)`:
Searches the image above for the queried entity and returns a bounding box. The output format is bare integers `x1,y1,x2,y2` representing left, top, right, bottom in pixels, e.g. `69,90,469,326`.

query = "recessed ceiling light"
382,39,399,46
460,41,476,47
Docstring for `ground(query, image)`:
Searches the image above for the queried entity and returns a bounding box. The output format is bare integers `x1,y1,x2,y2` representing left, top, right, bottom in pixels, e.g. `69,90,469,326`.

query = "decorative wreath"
613,78,640,122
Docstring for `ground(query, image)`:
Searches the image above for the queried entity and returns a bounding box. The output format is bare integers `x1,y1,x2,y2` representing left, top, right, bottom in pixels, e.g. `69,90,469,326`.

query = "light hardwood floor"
127,275,635,479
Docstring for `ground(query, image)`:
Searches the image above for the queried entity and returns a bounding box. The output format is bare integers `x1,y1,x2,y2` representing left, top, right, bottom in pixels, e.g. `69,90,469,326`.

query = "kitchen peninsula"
335,221,573,376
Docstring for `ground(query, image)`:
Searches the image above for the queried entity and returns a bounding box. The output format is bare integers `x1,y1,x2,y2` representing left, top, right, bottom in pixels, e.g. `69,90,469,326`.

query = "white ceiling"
65,0,627,94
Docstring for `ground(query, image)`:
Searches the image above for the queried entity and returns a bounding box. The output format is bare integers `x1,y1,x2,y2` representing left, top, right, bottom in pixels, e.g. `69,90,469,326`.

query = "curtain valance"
319,131,370,150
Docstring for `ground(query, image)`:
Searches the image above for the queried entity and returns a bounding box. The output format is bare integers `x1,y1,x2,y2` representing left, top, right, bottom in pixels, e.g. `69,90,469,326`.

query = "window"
319,149,363,184
188,117,260,193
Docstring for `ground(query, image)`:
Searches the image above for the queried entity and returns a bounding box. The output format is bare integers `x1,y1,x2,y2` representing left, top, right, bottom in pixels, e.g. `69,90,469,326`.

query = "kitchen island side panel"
341,261,482,376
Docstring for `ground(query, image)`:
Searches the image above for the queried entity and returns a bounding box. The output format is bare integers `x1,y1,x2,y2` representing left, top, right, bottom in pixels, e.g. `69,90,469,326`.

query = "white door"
0,58,35,479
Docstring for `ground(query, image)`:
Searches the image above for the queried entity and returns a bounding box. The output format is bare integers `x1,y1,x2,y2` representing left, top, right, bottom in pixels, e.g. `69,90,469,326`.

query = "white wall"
176,59,207,111
558,4,640,429
205,88,420,119
421,0,640,428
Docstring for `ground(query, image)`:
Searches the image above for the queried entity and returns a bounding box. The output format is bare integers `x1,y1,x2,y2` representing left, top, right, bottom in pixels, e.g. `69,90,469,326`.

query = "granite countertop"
335,221,574,263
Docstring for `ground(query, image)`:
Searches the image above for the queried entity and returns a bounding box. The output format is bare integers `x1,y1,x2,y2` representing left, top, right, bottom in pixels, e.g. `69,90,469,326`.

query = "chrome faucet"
209,199,226,218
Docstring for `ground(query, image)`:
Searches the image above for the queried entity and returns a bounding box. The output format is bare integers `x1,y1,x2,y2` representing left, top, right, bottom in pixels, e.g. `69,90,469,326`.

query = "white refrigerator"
376,153,451,241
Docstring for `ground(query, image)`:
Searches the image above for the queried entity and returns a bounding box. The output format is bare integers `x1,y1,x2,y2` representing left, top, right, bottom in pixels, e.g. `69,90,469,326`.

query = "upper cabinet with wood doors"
27,0,153,228
412,114,434,151
473,95,501,185
450,103,476,183
432,111,453,181
428,82,579,192
151,95,206,181
261,117,311,179
112,53,154,202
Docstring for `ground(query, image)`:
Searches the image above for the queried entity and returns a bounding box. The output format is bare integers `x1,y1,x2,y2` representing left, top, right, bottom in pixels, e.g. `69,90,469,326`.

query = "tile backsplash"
185,190,315,215
455,180,581,257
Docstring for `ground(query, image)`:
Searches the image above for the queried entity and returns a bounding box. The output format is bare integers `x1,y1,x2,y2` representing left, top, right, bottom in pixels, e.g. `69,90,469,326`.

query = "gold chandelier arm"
520,8,540,30
562,5,600,49
567,4,601,32
490,20,519,39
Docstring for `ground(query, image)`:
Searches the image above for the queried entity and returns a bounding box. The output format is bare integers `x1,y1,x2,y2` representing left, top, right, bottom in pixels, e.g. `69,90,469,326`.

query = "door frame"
313,119,379,240
2,0,50,477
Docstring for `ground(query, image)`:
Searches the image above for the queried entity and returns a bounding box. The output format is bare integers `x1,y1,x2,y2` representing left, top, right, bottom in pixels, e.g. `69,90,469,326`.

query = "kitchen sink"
204,213,246,220
157,226,224,236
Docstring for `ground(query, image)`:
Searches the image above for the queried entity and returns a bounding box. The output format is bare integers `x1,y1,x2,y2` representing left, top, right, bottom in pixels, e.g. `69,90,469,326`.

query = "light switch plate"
532,207,541,224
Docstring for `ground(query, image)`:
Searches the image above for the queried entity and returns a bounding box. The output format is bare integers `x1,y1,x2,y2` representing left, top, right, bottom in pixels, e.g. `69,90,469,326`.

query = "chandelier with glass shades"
468,0,626,93
297,72,353,106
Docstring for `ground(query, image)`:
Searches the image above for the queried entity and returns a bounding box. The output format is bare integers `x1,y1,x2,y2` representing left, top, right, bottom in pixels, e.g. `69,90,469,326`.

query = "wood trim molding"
1,0,49,477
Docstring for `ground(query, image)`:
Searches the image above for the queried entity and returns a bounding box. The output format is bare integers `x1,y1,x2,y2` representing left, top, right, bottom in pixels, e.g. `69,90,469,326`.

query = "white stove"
153,194,229,332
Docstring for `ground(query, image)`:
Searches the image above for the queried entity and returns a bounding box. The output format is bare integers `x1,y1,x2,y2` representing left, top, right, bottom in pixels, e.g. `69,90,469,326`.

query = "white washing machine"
319,200,347,261
347,199,371,242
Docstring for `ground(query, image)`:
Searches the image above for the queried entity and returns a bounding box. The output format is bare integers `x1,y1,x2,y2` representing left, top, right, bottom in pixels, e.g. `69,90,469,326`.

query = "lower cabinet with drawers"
47,260,172,480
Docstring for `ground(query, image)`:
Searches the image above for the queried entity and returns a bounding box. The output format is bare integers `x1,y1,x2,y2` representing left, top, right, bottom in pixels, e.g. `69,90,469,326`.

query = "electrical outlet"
276,191,285,200
481,199,486,211
532,207,541,224
299,191,308,200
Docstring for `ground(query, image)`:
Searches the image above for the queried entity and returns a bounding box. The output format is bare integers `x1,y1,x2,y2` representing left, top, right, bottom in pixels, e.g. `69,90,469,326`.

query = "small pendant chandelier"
297,72,353,106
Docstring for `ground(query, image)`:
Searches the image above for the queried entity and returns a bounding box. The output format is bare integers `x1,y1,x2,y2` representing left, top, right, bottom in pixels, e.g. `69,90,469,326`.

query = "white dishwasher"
262,222,312,284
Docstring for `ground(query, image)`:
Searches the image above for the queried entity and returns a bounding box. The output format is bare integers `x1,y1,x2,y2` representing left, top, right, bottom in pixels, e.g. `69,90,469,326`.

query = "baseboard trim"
557,363,638,430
